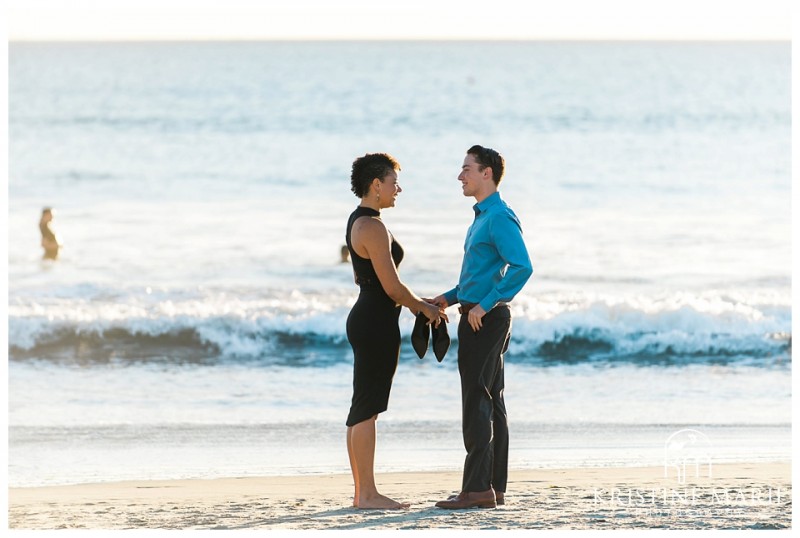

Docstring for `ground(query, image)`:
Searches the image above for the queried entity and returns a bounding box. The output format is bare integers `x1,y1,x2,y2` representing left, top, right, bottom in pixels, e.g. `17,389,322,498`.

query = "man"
430,145,533,509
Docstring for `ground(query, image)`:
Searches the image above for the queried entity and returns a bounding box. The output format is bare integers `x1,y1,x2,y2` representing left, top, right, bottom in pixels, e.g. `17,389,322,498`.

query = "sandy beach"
8,462,791,530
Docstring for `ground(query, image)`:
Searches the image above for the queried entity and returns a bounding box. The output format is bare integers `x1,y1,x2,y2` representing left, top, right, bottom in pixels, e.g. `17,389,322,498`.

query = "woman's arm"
352,216,442,322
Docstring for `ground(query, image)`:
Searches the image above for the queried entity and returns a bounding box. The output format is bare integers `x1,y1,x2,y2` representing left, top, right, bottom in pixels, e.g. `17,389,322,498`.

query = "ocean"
7,41,791,487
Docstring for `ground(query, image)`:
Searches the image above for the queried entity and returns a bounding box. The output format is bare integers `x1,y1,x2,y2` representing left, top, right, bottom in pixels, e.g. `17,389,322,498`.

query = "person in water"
39,207,61,260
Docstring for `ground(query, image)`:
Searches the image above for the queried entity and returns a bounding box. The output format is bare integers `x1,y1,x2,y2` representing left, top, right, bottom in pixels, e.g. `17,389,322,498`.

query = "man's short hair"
467,145,504,185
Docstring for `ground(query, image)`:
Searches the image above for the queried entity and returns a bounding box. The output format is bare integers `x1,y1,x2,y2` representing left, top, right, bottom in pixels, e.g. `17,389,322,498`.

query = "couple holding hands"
344,145,533,510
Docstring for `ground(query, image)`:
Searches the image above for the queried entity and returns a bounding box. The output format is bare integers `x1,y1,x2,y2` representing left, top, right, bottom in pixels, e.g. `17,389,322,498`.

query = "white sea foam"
8,285,790,364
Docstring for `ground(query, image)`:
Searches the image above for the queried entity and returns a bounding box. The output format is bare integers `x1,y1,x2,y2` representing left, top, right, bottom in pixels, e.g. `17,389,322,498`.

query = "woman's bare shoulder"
352,215,387,235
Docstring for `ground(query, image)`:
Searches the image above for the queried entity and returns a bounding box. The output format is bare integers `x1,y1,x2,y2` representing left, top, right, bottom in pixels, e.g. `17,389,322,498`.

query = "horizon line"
8,37,791,44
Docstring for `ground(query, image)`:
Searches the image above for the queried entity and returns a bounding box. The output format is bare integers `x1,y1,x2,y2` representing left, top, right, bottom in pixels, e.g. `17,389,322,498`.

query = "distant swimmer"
340,244,350,263
39,207,61,260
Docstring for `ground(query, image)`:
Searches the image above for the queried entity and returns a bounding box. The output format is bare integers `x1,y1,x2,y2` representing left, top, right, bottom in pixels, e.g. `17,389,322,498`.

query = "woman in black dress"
345,153,445,509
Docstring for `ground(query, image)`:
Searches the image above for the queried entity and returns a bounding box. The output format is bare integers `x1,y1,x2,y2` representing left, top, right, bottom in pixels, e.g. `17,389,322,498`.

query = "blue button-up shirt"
443,192,533,312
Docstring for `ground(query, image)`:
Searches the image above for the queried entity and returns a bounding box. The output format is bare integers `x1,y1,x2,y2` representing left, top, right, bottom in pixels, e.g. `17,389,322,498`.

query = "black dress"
345,206,404,427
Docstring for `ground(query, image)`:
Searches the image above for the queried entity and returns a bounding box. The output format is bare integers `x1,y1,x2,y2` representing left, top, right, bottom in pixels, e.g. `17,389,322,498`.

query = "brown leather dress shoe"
435,489,497,509
446,491,505,505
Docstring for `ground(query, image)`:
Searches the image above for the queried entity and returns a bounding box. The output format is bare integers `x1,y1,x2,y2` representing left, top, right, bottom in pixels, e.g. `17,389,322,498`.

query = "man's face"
458,154,487,197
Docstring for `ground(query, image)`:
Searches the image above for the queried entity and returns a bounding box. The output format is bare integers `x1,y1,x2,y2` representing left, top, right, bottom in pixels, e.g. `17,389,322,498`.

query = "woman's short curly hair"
350,153,401,198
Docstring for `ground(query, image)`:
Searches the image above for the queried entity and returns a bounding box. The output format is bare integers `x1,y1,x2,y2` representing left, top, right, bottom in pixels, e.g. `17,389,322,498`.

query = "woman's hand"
420,301,448,328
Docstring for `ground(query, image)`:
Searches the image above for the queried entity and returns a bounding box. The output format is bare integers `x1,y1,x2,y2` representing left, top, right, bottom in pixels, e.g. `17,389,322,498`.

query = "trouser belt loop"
458,302,509,315
458,303,477,315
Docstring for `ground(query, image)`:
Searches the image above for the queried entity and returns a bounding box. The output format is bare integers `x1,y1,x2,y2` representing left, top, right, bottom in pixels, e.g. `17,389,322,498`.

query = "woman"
345,153,445,509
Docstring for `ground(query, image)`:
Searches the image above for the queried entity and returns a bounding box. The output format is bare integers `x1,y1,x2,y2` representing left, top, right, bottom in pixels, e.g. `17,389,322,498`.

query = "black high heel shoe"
411,312,430,359
411,312,449,362
431,319,450,362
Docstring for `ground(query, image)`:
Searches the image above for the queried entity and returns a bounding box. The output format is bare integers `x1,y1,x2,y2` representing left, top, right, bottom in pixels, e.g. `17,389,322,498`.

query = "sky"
4,0,793,41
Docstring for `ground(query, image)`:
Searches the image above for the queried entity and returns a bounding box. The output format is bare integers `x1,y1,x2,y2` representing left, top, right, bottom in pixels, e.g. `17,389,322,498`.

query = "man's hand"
426,295,449,309
468,305,486,332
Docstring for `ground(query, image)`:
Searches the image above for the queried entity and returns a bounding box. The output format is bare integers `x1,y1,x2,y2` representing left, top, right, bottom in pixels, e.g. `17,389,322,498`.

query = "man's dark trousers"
457,304,512,493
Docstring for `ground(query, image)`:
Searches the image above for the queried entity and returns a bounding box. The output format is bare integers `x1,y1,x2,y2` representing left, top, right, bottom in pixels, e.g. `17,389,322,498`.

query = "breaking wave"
8,289,791,367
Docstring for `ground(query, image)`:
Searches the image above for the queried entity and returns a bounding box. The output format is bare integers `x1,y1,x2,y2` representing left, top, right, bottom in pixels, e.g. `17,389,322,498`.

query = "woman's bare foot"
354,492,411,510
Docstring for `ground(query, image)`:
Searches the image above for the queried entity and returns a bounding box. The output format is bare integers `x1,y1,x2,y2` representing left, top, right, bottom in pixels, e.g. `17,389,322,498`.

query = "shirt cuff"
478,298,497,313
443,288,458,306
478,290,501,313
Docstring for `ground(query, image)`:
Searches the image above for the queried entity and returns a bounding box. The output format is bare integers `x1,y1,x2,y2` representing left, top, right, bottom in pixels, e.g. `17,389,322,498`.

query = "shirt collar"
472,191,501,216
